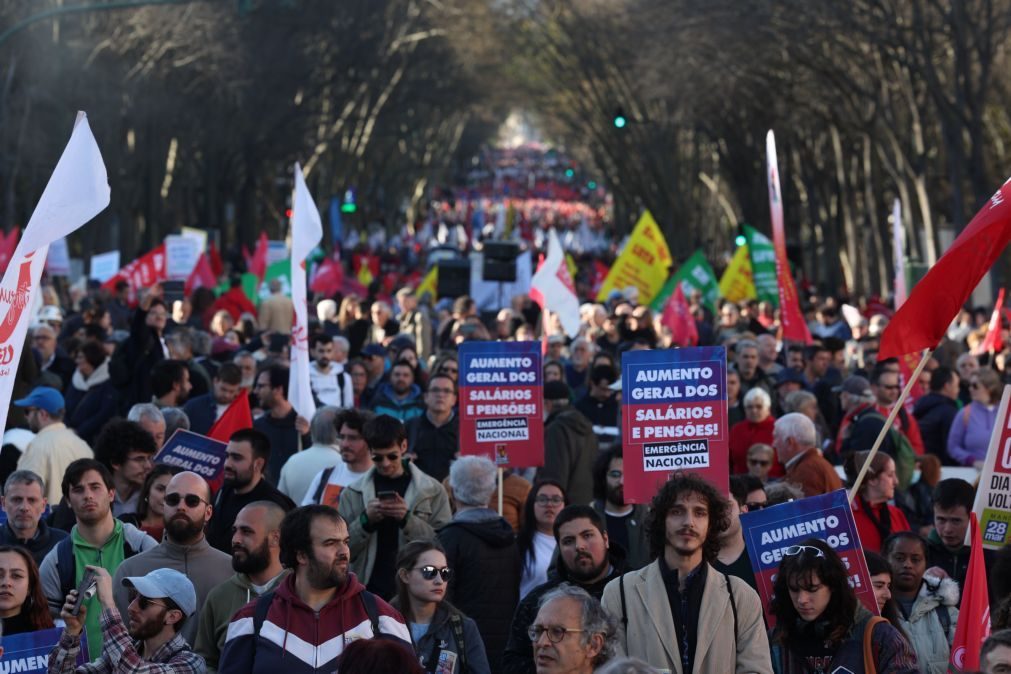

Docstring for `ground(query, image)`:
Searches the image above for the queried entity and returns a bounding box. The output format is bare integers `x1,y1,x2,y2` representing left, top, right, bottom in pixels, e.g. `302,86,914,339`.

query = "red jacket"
852,497,911,553
728,416,782,476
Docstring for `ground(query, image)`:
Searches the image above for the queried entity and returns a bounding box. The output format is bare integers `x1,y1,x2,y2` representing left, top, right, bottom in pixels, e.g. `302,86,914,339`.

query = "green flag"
744,224,779,306
650,249,719,314
260,259,292,302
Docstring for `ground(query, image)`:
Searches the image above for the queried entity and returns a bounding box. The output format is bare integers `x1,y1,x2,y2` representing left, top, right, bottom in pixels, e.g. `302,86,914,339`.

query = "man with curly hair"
600,473,772,673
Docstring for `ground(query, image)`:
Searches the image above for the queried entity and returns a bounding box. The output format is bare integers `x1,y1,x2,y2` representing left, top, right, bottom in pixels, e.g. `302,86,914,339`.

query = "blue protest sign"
740,489,876,628
0,627,89,671
154,430,228,487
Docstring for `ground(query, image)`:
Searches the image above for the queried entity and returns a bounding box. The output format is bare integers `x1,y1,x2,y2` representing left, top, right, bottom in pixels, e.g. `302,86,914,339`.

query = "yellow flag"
718,246,757,302
416,265,438,302
565,253,578,282
595,210,673,304
356,264,374,287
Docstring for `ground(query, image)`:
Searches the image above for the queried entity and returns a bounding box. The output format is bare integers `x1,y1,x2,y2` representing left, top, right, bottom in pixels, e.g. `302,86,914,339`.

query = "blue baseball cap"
122,568,197,616
13,387,65,414
362,344,386,358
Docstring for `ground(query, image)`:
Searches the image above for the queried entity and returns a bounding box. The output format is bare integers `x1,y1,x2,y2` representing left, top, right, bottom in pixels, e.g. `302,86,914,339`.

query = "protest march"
6,4,1011,673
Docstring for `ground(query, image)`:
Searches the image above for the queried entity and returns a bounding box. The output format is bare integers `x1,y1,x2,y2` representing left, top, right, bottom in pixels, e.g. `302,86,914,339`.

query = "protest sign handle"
847,349,932,504
498,467,504,516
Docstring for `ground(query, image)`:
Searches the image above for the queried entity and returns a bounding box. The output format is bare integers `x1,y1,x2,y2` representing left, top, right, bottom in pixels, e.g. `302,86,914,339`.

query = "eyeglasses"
535,495,565,506
414,565,452,581
784,545,825,558
527,625,584,643
745,501,768,511
128,591,169,611
372,453,400,464
607,470,623,479
164,493,209,508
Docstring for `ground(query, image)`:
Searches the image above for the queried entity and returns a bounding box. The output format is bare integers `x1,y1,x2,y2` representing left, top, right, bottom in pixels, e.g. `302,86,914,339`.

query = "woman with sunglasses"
845,449,910,553
518,480,568,599
0,545,55,634
393,540,491,674
769,539,917,673
119,464,182,542
947,367,1001,468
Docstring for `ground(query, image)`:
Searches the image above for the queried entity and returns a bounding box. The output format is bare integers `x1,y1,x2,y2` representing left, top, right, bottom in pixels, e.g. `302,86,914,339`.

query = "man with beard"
219,506,411,674
503,505,626,674
366,359,425,423
591,447,649,570
253,364,311,481
40,459,158,660
112,471,232,646
600,474,772,673
302,409,374,507
182,362,244,436
50,566,204,674
195,501,289,674
206,429,295,552
308,334,354,408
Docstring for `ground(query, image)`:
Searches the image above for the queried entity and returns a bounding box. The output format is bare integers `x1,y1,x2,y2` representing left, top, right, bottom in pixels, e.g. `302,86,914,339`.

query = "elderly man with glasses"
338,414,451,600
530,584,617,674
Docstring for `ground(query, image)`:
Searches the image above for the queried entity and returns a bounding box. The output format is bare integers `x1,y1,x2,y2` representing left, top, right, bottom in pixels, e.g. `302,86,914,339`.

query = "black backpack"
55,534,142,599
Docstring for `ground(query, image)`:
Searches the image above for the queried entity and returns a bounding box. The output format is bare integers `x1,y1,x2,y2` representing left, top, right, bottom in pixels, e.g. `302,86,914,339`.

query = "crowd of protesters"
4,266,1011,674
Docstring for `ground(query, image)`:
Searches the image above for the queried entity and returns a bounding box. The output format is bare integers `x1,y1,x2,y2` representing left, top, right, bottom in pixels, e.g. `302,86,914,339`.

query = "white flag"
0,113,110,440
531,228,581,338
892,198,907,308
288,163,323,421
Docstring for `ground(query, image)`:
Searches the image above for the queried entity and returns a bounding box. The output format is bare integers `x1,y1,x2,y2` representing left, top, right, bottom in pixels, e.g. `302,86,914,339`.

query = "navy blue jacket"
182,393,218,436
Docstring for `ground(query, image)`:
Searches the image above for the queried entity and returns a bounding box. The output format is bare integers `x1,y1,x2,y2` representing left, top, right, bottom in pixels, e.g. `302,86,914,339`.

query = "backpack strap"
862,616,888,674
723,572,738,648
618,572,628,630
252,590,275,636
934,603,951,637
449,613,467,672
56,536,76,599
360,590,381,637
312,467,336,504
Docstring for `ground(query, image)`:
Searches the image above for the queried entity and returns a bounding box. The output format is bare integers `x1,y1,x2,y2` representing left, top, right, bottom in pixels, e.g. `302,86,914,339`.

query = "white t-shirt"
309,361,354,408
301,462,370,507
519,531,557,599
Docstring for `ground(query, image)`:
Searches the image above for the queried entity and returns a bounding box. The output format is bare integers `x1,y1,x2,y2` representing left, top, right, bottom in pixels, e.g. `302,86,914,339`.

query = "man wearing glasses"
50,566,204,673
601,474,772,673
112,471,231,647
405,373,460,482
91,419,159,517
529,585,616,674
338,414,451,600
840,366,925,457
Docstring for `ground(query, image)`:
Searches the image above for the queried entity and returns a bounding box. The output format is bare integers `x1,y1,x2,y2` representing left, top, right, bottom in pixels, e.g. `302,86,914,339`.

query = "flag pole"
497,467,504,516
847,349,932,504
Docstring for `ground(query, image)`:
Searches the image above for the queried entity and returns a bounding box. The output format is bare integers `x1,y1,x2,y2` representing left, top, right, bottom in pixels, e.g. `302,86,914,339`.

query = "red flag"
881,178,1011,360
241,244,252,270
974,288,1006,355
208,241,224,278
948,513,990,672
101,244,167,305
184,253,217,295
662,282,699,347
310,255,343,297
0,227,20,274
249,232,269,281
208,393,253,444
766,131,813,345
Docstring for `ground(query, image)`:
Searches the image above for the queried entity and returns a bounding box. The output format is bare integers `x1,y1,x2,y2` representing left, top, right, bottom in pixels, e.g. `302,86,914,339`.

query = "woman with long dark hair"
845,450,911,553
392,540,490,674
517,480,568,599
769,538,917,673
118,464,181,541
863,551,908,642
0,545,55,634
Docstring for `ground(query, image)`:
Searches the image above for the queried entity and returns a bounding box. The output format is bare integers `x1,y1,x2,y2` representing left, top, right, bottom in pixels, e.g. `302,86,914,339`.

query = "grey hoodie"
194,569,291,674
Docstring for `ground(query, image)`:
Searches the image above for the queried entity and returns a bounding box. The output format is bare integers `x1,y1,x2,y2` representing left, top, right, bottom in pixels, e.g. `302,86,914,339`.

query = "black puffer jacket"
439,508,520,674
913,392,959,464
539,407,598,505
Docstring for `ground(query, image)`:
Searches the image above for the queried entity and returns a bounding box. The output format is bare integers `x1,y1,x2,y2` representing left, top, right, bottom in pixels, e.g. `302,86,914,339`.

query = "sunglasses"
414,565,452,581
372,453,400,464
164,493,209,508
128,590,169,611
784,544,825,558
745,501,768,511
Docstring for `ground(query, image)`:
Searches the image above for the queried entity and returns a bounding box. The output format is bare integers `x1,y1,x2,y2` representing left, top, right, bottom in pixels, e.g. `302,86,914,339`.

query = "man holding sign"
600,474,771,673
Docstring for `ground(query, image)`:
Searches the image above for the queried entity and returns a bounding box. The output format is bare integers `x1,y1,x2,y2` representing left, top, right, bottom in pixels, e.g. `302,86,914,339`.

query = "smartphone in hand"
69,569,98,616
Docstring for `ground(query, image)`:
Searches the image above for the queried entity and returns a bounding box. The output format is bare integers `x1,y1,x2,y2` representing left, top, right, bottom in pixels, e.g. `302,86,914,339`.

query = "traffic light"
340,188,357,214
613,108,627,129
735,223,747,247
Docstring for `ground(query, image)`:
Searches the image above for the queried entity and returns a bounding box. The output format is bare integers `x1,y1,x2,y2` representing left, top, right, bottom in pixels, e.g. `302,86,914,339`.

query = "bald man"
194,501,288,673
112,471,233,646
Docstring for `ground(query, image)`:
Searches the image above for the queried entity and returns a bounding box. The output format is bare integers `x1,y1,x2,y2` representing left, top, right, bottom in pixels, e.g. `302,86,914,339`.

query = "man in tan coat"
601,474,772,674
257,278,294,334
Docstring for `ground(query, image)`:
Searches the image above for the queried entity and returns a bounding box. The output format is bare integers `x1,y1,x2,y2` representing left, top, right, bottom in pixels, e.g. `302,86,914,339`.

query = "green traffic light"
340,203,357,214
735,234,747,246
587,181,597,190
565,168,574,178
613,116,627,129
